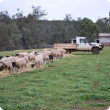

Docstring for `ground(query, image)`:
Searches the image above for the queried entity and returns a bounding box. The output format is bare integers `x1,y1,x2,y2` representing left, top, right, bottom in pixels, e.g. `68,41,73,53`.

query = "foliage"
0,6,110,47
0,22,10,46
96,18,110,33
80,18,99,41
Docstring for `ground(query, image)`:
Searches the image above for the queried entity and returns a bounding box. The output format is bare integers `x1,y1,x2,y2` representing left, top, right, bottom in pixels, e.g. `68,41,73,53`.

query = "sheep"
0,62,4,71
41,52,48,64
19,52,28,57
24,56,29,64
14,52,28,58
35,54,43,62
31,57,43,69
0,56,19,63
43,50,51,56
0,61,15,74
15,54,24,58
0,56,3,60
6,55,12,57
46,56,49,64
51,49,56,59
49,54,53,63
12,57,28,73
31,54,44,69
28,53,35,61
58,49,66,54
32,51,37,55
55,50,63,59
46,54,53,64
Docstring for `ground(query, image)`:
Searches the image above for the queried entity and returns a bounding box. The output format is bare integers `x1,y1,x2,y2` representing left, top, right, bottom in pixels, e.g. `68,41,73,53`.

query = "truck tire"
92,47,99,54
65,49,71,54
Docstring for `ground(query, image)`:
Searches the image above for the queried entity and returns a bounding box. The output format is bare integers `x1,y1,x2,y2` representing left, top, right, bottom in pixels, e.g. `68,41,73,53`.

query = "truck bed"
54,43,77,49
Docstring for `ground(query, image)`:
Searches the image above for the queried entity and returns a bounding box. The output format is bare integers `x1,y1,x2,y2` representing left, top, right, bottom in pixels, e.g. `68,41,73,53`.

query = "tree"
64,14,72,22
80,18,99,41
65,25,74,42
8,23,21,46
31,5,47,20
50,20,66,44
0,22,9,46
0,11,12,24
96,18,109,33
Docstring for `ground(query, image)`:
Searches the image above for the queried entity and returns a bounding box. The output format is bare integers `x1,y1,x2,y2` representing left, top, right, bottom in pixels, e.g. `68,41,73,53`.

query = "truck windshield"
86,38,91,45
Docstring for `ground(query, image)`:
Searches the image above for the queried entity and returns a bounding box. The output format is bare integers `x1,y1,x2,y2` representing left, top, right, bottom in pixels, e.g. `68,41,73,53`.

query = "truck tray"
54,43,77,49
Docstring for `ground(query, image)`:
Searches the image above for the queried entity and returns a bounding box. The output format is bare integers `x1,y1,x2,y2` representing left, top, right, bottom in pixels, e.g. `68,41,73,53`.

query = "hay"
0,54,73,78
63,54,74,57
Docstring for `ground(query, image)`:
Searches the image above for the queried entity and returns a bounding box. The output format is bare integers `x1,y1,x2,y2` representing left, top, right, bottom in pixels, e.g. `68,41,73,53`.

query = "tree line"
0,5,110,48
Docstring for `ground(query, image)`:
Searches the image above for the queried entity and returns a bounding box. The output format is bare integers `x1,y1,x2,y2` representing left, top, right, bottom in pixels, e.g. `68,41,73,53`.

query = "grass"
0,47,110,110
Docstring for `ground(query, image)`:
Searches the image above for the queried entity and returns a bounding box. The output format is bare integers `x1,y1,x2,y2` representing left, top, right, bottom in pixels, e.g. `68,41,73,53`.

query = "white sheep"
0,62,4,71
51,49,56,59
32,54,43,69
24,56,29,64
12,57,28,73
32,51,37,55
19,52,28,56
55,50,63,59
0,61,15,74
31,57,43,69
28,53,35,61
0,56,19,63
57,49,66,54
41,52,48,64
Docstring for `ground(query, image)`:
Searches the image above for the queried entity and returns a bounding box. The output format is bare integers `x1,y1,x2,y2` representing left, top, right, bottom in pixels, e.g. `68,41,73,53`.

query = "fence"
0,45,54,51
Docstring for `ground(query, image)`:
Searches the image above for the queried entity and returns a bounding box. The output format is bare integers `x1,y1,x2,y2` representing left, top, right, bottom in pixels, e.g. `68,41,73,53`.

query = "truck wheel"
92,48,99,54
65,49,71,54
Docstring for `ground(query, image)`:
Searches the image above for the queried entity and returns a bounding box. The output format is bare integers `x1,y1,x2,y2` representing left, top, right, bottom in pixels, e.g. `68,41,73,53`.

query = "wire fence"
0,45,54,51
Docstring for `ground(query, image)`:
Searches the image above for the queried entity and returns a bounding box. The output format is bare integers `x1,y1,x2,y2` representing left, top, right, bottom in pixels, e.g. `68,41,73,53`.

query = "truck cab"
75,37,104,54
76,37,92,51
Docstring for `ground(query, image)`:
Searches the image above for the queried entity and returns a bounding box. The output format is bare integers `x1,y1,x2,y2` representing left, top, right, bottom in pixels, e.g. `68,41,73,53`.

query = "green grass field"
0,47,110,110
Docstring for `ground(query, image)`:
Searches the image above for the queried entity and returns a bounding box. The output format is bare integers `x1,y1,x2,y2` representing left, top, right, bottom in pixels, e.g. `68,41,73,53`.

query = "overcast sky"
0,0,110,22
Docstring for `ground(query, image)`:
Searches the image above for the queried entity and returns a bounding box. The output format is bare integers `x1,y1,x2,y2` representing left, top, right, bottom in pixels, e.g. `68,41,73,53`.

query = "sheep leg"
18,66,22,73
34,65,36,70
15,67,17,73
46,59,48,64
11,66,15,73
8,67,10,75
41,63,43,69
21,66,24,73
25,65,27,71
18,68,21,73
44,60,45,64
50,59,51,64
36,64,38,69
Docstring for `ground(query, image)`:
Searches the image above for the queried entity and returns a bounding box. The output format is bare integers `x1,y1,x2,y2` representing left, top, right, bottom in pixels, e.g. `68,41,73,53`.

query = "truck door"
77,38,91,50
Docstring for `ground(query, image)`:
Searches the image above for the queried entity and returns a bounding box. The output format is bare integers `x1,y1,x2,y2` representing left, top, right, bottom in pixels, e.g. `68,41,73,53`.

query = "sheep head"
31,64,34,68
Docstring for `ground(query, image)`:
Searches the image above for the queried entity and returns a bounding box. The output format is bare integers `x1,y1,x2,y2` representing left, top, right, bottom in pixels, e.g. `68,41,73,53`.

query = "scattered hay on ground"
63,54,74,57
0,54,74,78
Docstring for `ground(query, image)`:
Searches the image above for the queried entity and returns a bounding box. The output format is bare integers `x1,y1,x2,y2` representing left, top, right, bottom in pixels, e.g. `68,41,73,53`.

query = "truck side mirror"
84,40,87,43
97,40,99,43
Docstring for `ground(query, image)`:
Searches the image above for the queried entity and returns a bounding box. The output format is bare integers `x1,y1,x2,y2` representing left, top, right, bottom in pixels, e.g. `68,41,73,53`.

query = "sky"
0,0,110,22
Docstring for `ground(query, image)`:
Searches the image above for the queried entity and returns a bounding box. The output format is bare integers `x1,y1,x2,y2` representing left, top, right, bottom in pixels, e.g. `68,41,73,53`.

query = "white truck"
54,36,104,54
